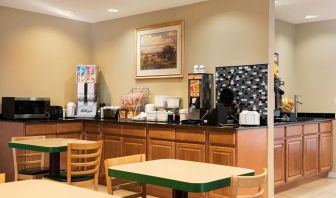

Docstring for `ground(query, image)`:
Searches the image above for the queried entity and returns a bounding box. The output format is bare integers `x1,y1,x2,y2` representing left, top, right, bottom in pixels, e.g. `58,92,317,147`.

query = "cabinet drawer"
148,127,175,140
83,122,100,133
122,125,146,137
275,127,285,139
303,124,318,135
209,131,235,146
176,128,205,143
176,142,205,162
320,122,332,133
25,124,57,136
286,125,302,137
101,123,121,135
56,122,82,133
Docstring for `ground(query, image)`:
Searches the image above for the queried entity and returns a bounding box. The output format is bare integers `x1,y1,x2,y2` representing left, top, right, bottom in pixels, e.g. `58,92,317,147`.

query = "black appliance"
211,87,240,125
49,106,63,119
2,97,50,119
187,73,214,121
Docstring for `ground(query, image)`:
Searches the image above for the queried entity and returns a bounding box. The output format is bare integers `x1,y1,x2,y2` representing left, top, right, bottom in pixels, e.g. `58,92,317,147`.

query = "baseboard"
328,171,336,178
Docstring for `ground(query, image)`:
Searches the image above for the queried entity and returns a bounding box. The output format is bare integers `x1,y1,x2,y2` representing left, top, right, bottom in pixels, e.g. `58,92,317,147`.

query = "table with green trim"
108,159,254,198
0,180,113,198
8,138,93,176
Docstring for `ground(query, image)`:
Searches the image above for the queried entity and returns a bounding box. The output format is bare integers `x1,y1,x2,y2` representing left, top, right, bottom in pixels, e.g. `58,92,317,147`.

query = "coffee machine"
187,73,214,121
76,65,98,118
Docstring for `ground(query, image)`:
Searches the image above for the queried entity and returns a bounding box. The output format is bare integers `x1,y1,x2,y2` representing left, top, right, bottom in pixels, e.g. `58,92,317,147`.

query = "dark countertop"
274,118,334,126
0,117,267,131
0,117,333,130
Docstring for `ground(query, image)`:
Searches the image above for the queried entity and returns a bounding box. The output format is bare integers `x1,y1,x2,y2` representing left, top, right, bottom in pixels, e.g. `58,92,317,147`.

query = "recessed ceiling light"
305,15,319,19
107,8,119,13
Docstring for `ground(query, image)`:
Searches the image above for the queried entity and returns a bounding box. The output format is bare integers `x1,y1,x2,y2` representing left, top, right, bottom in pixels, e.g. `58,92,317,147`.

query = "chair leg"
142,184,146,198
94,176,99,191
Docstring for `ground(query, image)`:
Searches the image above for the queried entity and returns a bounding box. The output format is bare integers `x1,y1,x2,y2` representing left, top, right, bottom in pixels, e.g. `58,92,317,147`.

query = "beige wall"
0,0,270,109
0,6,92,107
92,0,270,107
295,20,336,113
275,20,296,98
275,19,336,113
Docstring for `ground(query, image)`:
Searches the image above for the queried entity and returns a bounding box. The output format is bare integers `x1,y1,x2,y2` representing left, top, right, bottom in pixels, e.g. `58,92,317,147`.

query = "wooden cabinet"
176,142,205,162
147,139,175,198
275,121,333,193
176,142,206,198
208,146,235,198
286,136,303,182
303,135,319,176
274,139,285,186
209,146,235,165
147,127,175,198
319,132,332,172
104,136,122,159
101,135,122,184
25,123,57,136
122,137,146,156
148,139,175,160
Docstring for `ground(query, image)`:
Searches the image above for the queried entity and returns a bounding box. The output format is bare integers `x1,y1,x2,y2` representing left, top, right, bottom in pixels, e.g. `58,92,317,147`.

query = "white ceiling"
0,0,207,23
276,0,336,24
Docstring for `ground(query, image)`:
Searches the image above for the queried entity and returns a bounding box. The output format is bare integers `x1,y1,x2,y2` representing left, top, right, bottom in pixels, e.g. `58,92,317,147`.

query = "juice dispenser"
188,73,214,121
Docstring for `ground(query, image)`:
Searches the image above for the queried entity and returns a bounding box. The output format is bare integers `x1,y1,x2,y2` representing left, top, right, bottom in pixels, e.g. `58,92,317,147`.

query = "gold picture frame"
135,20,184,79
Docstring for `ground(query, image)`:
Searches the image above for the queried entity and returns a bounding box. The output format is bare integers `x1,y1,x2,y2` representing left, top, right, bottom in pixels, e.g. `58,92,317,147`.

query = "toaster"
239,110,260,126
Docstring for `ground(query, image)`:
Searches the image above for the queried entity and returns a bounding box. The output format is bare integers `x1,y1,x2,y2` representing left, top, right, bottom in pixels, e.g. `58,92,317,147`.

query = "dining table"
0,180,113,198
108,159,254,198
8,138,93,176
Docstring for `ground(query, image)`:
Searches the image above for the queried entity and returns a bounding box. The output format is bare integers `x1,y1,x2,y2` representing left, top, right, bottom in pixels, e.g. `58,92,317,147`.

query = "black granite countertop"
0,116,333,130
0,117,267,131
274,118,334,126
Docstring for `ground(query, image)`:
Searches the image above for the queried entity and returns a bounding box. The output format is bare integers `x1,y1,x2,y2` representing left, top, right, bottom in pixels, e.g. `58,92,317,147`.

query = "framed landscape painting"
135,21,184,79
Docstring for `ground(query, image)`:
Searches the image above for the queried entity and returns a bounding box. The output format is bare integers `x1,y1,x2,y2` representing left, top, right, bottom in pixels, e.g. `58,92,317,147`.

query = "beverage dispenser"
188,73,214,121
76,65,98,118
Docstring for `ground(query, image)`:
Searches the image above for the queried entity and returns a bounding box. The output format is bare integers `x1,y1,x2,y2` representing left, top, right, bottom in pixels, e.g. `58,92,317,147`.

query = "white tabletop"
0,180,114,198
9,138,94,153
108,159,254,192
10,138,92,147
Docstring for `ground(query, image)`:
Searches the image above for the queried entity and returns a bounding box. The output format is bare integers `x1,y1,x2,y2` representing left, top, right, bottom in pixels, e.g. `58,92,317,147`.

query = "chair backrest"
66,141,103,184
0,173,5,183
11,136,46,181
230,168,268,198
104,154,146,194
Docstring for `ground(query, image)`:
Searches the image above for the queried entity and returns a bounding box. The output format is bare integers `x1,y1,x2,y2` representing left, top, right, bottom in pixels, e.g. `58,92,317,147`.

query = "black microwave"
2,97,51,119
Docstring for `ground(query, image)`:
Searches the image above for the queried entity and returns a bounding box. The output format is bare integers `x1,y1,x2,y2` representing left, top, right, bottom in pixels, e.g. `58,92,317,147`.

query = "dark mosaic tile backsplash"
216,64,268,116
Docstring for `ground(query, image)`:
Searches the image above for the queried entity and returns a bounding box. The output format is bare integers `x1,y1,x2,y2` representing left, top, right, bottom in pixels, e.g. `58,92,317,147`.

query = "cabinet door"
303,135,319,176
176,143,205,162
84,132,101,141
148,139,175,198
274,139,285,186
122,137,146,156
286,136,303,182
208,146,235,198
176,143,206,198
101,136,122,184
319,133,332,172
148,139,175,160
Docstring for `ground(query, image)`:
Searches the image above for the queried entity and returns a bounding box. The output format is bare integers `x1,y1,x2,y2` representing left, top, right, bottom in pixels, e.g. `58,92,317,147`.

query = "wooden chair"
0,173,5,183
12,136,49,181
229,168,268,198
105,154,146,198
45,140,103,191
